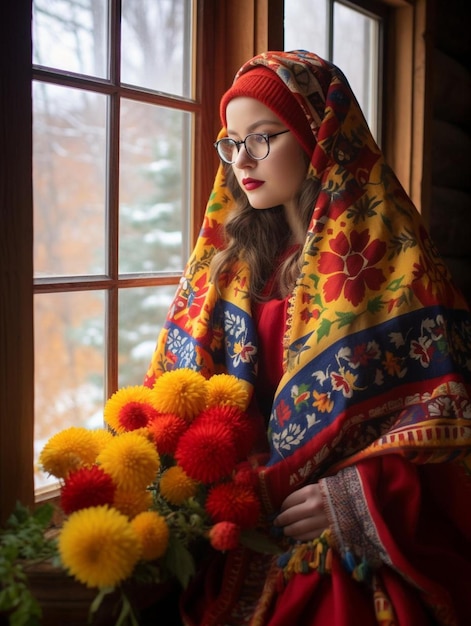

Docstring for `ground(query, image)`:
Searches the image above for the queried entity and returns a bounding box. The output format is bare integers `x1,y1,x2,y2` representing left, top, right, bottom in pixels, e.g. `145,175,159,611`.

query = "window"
0,0,428,520
32,0,198,492
284,0,386,141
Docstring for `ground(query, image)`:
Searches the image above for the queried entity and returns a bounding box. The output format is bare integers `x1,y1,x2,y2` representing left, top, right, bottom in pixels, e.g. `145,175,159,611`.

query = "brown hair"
210,166,319,302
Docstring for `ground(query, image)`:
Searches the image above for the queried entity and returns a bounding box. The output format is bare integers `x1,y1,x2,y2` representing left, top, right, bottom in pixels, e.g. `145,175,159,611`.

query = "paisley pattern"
144,50,471,513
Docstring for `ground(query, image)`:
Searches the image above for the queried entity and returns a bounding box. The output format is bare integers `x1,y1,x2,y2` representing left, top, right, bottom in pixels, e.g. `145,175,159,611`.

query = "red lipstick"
242,178,264,190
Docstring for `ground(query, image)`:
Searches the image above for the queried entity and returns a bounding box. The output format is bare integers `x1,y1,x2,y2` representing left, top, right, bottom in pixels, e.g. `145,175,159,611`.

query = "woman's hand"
274,483,329,542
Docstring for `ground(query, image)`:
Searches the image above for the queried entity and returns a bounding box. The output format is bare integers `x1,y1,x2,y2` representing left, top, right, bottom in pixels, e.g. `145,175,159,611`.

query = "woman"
144,51,471,626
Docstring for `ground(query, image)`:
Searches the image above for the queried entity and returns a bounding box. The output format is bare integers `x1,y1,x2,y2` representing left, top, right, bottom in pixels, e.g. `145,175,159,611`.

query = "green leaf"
386,276,405,292
366,296,384,313
207,202,223,214
164,535,195,588
32,503,54,528
335,310,357,328
317,318,332,341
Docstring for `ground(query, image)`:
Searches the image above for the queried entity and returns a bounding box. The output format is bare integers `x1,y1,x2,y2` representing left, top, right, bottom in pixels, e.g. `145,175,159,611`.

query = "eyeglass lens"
218,134,269,163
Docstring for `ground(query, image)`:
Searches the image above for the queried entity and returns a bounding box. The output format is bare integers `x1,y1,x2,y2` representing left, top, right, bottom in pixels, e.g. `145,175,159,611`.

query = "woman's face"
225,97,308,214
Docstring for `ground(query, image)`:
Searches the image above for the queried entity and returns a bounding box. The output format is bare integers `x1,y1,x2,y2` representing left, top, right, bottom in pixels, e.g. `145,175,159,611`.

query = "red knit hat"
220,66,316,157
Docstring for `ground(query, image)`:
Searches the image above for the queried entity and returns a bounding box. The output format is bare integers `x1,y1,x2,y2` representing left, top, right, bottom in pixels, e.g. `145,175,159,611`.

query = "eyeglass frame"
214,129,290,164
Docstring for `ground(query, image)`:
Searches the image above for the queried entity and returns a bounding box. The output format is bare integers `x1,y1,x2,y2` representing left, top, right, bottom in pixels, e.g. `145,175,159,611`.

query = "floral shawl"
144,50,471,514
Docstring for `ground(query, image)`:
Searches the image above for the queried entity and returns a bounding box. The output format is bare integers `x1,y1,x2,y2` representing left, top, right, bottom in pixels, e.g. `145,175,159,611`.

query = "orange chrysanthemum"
61,466,116,515
113,488,153,519
152,369,207,421
159,466,199,505
175,420,237,484
205,374,249,410
147,413,188,456
205,482,261,530
104,386,160,433
130,511,170,560
39,427,103,479
208,521,241,551
97,431,160,491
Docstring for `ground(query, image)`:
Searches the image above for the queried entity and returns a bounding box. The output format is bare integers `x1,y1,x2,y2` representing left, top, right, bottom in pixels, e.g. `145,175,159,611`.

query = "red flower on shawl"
200,217,223,246
188,274,211,319
318,229,387,306
350,342,380,367
409,226,459,308
275,399,291,427
409,336,435,367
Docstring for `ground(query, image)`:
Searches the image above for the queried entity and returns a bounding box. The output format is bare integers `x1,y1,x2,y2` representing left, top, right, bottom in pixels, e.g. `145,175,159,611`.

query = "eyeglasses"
214,129,290,164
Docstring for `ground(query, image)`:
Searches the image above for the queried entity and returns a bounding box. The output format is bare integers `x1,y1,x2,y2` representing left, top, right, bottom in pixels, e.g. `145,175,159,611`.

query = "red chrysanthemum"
61,466,116,515
195,405,257,459
118,401,160,432
205,482,261,529
233,461,260,491
147,413,188,456
208,521,241,551
104,386,160,434
175,420,237,484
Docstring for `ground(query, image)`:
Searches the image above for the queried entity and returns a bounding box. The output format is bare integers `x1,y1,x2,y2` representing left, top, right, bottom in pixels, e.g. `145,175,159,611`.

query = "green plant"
0,502,58,626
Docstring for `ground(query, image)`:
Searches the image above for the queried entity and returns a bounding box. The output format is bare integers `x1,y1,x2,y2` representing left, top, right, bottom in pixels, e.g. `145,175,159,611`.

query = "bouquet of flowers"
38,368,276,622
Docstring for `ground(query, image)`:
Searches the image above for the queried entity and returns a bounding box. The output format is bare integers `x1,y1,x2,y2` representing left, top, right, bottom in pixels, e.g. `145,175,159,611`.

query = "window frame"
0,0,429,522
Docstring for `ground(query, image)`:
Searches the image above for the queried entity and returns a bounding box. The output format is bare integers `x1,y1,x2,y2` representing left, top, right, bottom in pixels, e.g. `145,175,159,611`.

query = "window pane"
284,0,328,58
121,0,193,97
33,0,108,78
33,82,107,277
34,291,105,489
119,100,192,274
333,3,380,137
118,285,178,387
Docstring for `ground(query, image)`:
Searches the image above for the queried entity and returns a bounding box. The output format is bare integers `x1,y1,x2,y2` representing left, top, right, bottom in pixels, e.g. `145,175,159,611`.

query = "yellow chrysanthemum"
59,505,141,589
113,488,153,519
97,431,160,491
104,386,160,434
89,428,114,451
39,427,102,479
160,465,199,505
152,369,208,421
130,511,170,561
205,374,249,410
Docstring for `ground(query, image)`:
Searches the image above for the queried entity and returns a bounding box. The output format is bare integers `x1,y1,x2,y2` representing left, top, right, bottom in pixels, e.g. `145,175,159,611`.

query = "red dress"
179,296,471,626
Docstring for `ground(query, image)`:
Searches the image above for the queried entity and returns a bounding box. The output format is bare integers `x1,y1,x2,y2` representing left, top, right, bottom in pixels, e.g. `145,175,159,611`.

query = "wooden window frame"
0,0,429,523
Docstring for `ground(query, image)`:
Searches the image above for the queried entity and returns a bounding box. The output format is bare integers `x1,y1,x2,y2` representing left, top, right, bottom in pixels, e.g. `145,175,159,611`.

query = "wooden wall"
428,0,471,305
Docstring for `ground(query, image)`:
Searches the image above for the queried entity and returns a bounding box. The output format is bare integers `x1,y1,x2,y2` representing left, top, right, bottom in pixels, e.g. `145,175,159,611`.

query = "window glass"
32,0,196,494
118,285,178,388
119,101,192,274
121,0,193,97
34,291,105,489
33,0,108,78
333,3,380,137
284,0,328,58
284,0,381,140
33,82,107,277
